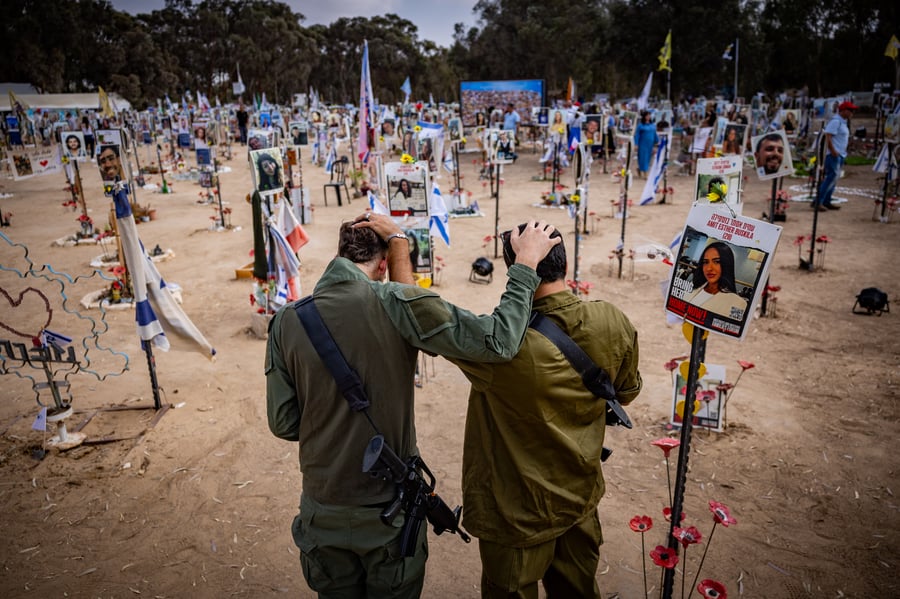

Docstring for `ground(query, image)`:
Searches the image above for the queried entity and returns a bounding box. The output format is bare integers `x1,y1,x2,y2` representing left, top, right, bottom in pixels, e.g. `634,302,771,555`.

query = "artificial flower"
414,125,422,132
461,137,467,143
650,545,679,569
696,390,717,403
629,515,653,533
737,360,755,371
570,194,581,203
77,214,93,224
664,356,687,371
401,153,415,164
663,506,685,523
673,525,703,547
816,235,831,243
706,181,728,203
709,500,737,527
698,579,728,598
651,438,680,458
379,136,384,142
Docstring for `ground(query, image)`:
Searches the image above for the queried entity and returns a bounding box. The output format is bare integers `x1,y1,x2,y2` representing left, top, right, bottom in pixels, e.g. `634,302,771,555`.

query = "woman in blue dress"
633,111,659,178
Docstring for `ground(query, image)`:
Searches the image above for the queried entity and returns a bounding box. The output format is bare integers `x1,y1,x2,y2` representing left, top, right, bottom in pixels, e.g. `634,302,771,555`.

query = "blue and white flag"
41,329,72,352
358,40,375,166
669,230,683,250
429,182,451,246
368,190,389,215
637,72,653,111
723,43,734,60
639,135,668,205
873,143,890,174
324,144,337,175
113,185,215,359
400,76,412,100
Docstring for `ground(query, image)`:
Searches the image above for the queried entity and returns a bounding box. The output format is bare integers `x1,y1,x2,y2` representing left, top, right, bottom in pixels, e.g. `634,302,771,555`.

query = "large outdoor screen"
459,79,544,127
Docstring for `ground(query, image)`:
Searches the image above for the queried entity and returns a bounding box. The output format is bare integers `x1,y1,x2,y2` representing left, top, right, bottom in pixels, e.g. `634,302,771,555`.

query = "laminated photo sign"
385,161,429,217
751,129,794,180
250,148,285,196
665,204,782,340
693,157,743,214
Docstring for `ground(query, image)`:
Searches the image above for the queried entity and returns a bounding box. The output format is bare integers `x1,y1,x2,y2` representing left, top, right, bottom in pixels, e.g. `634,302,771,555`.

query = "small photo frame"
751,130,793,180
259,111,272,128
62,131,87,161
720,123,747,156
417,136,437,173
582,115,603,146
250,148,285,196
490,128,516,164
405,227,433,273
447,117,462,142
248,128,274,150
97,144,129,190
196,147,212,166
548,109,567,137
780,109,800,137
381,119,397,139
289,121,308,146
670,362,726,432
199,171,214,188
193,121,209,149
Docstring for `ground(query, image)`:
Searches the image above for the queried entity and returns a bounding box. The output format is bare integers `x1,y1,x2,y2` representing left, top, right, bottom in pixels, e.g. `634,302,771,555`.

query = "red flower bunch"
650,545,678,569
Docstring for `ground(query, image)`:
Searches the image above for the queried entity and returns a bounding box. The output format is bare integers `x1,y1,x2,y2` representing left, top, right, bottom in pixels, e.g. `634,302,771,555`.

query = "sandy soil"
0,130,898,599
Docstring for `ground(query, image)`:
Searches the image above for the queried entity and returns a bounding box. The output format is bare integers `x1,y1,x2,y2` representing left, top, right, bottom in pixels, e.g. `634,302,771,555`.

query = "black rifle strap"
528,311,632,429
293,296,373,416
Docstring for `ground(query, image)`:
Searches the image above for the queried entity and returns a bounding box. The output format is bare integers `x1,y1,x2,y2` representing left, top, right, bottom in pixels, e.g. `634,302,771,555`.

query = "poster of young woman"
664,204,782,340
250,148,285,196
385,161,429,217
404,226,433,273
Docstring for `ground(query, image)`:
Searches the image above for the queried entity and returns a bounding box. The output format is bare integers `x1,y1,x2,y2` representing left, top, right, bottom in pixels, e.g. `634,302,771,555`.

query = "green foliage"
0,0,896,108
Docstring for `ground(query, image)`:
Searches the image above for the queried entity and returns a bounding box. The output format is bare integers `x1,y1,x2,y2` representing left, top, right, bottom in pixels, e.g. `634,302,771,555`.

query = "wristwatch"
386,232,408,244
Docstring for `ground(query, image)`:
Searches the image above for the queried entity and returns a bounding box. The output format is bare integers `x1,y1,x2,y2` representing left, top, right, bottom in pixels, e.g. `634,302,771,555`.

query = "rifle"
363,434,471,557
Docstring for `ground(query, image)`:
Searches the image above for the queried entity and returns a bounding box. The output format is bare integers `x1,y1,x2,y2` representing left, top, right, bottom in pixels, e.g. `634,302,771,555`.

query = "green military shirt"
266,257,540,506
451,290,642,547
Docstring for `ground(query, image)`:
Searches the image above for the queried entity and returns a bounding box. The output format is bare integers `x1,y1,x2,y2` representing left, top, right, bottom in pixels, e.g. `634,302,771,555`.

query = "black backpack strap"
529,311,632,429
293,296,371,413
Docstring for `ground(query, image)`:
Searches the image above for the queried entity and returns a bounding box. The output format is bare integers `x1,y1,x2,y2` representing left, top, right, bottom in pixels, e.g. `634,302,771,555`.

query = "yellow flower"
706,182,728,202
401,153,415,164
461,137,467,143
809,156,817,165
414,125,422,132
570,194,581,204
61,156,69,164
557,127,565,134
379,136,384,142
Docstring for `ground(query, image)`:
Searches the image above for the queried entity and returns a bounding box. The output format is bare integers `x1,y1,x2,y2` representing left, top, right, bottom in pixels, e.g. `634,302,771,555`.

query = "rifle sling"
293,296,371,413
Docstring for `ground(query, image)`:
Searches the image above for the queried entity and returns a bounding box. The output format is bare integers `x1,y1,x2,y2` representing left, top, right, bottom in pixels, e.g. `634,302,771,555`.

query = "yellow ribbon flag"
98,86,115,117
658,30,672,72
886,35,900,60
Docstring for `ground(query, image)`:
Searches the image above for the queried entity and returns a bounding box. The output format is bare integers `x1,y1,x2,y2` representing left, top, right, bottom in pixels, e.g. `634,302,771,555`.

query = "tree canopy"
1,0,896,108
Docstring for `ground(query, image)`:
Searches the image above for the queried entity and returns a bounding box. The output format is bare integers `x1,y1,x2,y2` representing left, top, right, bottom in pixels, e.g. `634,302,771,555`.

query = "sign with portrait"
582,114,604,147
248,128,274,151
97,144,130,188
61,131,87,162
288,120,308,146
489,128,516,165
664,204,782,341
249,148,285,197
9,147,62,180
385,161,429,217
750,130,793,181
719,123,747,156
193,121,209,149
405,226,433,273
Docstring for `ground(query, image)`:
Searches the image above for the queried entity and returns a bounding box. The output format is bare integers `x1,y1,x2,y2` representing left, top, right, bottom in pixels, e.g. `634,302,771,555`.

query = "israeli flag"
429,182,451,246
640,135,668,205
368,190,389,215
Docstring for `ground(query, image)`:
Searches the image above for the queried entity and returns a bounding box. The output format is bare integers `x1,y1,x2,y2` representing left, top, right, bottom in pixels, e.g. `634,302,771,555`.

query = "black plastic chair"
323,156,351,206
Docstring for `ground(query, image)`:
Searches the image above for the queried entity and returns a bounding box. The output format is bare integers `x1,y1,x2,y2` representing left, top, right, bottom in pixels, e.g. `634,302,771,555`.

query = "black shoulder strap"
529,311,632,429
293,296,371,413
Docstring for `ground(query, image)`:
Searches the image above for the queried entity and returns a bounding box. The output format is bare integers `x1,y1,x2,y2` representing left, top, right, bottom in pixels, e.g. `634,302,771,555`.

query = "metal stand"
617,140,633,279
491,162,501,258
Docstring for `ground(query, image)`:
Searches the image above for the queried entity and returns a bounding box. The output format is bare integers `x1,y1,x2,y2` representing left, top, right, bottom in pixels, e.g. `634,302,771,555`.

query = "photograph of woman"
193,125,208,150
63,132,87,160
721,124,745,155
253,150,284,193
390,178,414,216
686,241,748,320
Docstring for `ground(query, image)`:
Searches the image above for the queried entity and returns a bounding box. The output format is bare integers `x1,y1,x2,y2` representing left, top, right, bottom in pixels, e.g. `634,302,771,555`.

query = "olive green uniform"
266,257,540,598
451,291,642,598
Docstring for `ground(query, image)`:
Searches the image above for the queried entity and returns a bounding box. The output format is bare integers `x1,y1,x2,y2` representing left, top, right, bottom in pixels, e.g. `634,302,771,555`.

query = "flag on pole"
566,77,576,104
639,135,668,205
637,72,653,111
873,143,890,173
358,40,375,166
723,42,734,60
165,94,175,114
368,190,390,215
401,76,412,102
112,185,216,359
429,181,451,246
233,63,246,95
32,406,47,432
658,30,672,72
98,86,115,117
886,35,900,60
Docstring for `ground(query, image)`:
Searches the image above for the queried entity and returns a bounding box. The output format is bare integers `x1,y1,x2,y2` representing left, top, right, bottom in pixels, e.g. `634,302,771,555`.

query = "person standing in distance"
266,215,560,599
814,100,857,211
448,224,642,599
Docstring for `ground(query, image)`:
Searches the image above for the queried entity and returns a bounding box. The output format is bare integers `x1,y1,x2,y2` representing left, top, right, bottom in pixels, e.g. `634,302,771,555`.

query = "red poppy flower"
664,356,688,371
816,235,830,243
697,579,727,598
765,285,781,293
109,265,126,278
673,525,703,547
566,280,578,291
650,545,679,569
663,506,685,523
629,515,653,533
651,438,680,458
737,360,755,371
709,501,737,527
793,235,807,246
716,383,734,393
696,390,717,402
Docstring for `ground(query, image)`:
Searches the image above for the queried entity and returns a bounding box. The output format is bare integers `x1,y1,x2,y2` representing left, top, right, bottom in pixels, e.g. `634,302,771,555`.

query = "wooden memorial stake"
618,140,633,279
661,326,707,599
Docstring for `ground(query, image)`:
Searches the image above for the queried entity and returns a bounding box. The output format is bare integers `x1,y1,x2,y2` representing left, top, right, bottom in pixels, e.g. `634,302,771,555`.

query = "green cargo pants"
478,510,603,599
292,493,428,599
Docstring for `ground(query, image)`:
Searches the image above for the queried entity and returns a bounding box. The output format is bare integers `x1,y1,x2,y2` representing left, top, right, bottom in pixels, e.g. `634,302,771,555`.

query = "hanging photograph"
289,121,308,146
750,129,793,180
385,161,429,217
664,204,782,340
62,131,87,162
250,148,285,196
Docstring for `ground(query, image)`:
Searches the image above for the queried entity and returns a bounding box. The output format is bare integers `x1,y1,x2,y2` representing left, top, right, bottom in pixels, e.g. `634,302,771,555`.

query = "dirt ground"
0,128,898,599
